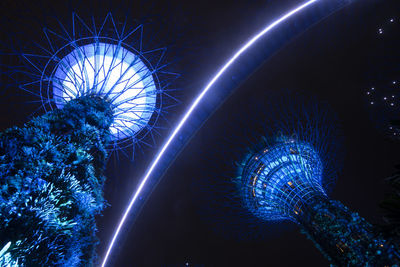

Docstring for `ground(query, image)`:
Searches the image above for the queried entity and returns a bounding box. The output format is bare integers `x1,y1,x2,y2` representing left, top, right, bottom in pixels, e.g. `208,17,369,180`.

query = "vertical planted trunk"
298,198,400,266
0,96,113,266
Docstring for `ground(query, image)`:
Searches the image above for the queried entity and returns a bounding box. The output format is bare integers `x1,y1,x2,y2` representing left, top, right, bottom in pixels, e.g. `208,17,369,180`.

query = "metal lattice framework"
51,42,158,140
235,138,400,265
10,13,179,153
239,139,327,221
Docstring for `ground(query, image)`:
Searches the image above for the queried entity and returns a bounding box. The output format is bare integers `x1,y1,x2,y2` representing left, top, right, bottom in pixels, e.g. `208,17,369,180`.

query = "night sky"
1,0,400,266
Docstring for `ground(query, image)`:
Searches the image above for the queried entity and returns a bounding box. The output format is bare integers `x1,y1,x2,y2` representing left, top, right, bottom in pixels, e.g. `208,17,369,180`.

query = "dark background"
1,0,400,266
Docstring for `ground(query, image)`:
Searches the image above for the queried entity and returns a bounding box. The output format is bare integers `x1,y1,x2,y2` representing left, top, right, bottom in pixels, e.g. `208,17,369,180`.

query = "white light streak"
101,1,319,266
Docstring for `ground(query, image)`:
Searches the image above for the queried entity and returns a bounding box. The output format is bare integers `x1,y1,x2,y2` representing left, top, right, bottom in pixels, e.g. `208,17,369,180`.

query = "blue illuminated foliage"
195,91,343,240
0,96,113,265
52,42,158,141
238,138,400,265
231,96,400,264
5,13,180,155
196,88,399,264
1,11,181,266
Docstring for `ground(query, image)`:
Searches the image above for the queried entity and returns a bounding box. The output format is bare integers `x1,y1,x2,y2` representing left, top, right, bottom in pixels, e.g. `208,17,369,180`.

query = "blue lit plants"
0,13,179,266
7,12,180,154
0,96,113,266
195,90,399,265
195,90,343,241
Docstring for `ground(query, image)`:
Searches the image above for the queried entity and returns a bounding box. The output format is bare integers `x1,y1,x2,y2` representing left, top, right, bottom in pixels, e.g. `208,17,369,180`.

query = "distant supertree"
0,13,178,266
198,92,400,266
237,138,399,266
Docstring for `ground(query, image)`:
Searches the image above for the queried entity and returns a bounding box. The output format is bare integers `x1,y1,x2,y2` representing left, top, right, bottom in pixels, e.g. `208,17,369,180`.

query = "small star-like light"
390,18,394,23
371,87,375,90
393,81,397,85
370,101,374,105
392,95,395,98
390,103,394,106
367,92,370,95
384,97,387,100
378,28,384,34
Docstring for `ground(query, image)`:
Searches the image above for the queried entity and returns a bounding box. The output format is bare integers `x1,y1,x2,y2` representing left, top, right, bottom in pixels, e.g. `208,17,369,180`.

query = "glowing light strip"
102,1,318,266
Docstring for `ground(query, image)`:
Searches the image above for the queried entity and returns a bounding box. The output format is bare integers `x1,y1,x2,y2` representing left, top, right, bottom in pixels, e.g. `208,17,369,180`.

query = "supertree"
237,138,399,266
0,13,178,266
198,91,400,266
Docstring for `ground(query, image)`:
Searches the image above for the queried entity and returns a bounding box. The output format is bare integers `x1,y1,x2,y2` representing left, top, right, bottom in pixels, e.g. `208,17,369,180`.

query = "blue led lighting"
101,1,324,266
239,140,327,221
52,42,157,140
13,13,177,151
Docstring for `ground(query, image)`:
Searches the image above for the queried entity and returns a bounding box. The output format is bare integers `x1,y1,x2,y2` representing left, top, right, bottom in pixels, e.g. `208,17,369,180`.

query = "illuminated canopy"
52,42,157,140
240,140,327,221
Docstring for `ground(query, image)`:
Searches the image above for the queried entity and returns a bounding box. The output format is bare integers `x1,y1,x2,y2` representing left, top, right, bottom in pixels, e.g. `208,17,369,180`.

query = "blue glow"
0,241,13,266
101,1,320,266
16,13,177,151
52,42,157,140
240,140,326,221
